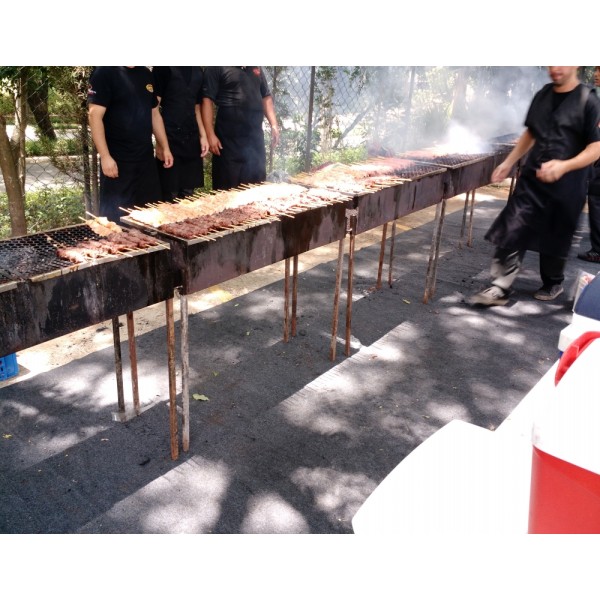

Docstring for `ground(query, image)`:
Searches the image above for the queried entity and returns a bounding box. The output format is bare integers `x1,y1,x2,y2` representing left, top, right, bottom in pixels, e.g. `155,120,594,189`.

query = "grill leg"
467,189,476,248
283,258,290,342
459,191,470,249
345,212,357,357
166,297,179,460
388,220,397,288
376,222,388,289
423,198,447,303
112,317,126,415
180,293,189,453
292,255,299,337
126,312,140,416
330,237,345,361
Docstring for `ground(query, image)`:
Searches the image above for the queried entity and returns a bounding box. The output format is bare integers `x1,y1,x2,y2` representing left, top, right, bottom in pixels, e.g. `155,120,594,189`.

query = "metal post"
292,255,299,337
166,298,178,460
126,312,140,415
329,237,345,362
467,189,476,247
376,222,388,289
283,258,290,342
345,209,358,357
180,292,189,452
111,316,125,415
388,220,397,288
423,198,447,303
459,191,470,249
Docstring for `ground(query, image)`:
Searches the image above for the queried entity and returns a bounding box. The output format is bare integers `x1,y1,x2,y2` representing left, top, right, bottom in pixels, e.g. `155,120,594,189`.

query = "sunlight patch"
240,492,309,533
290,467,376,524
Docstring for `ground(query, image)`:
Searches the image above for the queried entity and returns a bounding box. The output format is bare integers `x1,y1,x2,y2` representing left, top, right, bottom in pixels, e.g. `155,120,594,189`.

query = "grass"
0,186,85,239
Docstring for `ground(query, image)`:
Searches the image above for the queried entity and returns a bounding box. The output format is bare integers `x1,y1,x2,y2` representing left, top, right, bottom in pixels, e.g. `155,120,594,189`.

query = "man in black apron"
201,67,280,191
153,67,208,201
470,66,600,306
578,66,600,264
88,67,173,223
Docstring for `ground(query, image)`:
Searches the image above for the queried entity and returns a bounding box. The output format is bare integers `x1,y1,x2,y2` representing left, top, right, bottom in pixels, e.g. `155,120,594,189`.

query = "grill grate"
0,224,103,283
397,151,495,168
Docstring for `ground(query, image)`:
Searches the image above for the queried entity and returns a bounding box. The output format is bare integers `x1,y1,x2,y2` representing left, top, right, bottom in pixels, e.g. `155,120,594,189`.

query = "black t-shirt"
153,66,202,102
202,66,270,110
88,66,158,162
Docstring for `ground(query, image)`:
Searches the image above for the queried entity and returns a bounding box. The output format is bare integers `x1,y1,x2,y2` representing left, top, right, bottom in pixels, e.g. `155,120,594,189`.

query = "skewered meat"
56,229,160,263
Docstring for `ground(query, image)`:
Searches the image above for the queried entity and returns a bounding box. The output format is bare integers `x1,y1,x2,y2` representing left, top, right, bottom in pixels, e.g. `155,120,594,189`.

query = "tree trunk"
12,71,28,196
0,114,27,236
26,78,56,140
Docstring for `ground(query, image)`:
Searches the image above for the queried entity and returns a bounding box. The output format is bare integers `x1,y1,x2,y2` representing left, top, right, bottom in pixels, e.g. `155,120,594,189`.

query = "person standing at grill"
201,67,280,191
469,66,600,306
88,66,173,223
153,66,209,201
577,66,600,264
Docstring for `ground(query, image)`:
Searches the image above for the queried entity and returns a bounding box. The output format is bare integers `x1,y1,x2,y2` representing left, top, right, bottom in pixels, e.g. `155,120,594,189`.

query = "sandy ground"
1,184,510,387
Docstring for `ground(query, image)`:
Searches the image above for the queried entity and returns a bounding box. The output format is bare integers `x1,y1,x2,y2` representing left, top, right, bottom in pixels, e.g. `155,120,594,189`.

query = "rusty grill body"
0,224,175,354
396,149,512,198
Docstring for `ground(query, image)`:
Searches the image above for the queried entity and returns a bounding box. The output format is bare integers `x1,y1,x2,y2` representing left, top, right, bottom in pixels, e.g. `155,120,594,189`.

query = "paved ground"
0,185,595,535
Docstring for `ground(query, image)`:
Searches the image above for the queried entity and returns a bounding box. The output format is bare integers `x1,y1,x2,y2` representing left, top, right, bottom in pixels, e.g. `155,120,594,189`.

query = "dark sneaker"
533,284,564,301
468,285,510,306
577,249,600,263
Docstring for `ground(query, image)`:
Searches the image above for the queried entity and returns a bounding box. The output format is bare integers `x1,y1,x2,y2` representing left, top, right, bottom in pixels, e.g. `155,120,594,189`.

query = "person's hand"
208,132,222,156
101,154,118,178
200,133,209,158
536,160,566,183
491,161,510,183
162,149,174,168
271,125,280,148
155,144,165,162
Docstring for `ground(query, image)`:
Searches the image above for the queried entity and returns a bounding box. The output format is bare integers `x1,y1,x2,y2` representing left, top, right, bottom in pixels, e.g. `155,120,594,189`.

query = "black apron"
212,106,266,191
486,84,592,257
159,67,203,160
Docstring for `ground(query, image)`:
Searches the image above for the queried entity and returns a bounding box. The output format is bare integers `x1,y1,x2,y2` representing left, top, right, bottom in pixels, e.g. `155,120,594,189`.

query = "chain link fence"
2,66,582,239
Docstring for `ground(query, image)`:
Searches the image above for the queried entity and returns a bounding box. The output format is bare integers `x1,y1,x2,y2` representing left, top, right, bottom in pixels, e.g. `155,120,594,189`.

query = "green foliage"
26,136,80,157
311,145,368,167
0,186,85,239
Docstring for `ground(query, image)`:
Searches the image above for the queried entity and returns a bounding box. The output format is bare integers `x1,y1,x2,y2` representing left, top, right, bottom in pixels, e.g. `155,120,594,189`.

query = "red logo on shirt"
253,68,261,77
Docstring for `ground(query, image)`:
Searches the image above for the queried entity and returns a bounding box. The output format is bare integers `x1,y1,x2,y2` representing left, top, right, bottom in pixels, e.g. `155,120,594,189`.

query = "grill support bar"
423,199,447,304
126,312,140,415
329,237,345,361
345,209,358,357
292,255,299,337
112,317,126,414
166,297,178,460
388,221,397,287
180,292,190,452
376,223,388,289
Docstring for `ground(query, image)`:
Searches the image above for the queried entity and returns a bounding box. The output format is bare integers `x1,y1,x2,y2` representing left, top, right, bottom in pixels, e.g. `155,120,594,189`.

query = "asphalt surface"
0,190,595,534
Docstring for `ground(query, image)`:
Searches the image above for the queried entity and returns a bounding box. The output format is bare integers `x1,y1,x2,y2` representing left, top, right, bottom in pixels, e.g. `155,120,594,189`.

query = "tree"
0,67,28,236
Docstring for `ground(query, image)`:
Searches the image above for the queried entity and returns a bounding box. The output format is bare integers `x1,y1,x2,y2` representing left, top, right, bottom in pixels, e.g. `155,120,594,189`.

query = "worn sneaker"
577,249,600,263
468,285,510,306
533,284,564,301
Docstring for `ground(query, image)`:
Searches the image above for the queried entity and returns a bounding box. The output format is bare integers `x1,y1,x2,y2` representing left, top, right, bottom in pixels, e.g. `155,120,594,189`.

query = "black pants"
99,156,161,223
156,155,204,201
588,194,600,253
491,247,566,291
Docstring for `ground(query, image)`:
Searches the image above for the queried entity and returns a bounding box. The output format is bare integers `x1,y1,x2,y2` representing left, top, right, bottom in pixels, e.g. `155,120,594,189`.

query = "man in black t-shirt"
88,66,173,223
578,66,600,264
153,66,208,201
201,67,279,191
469,67,600,306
